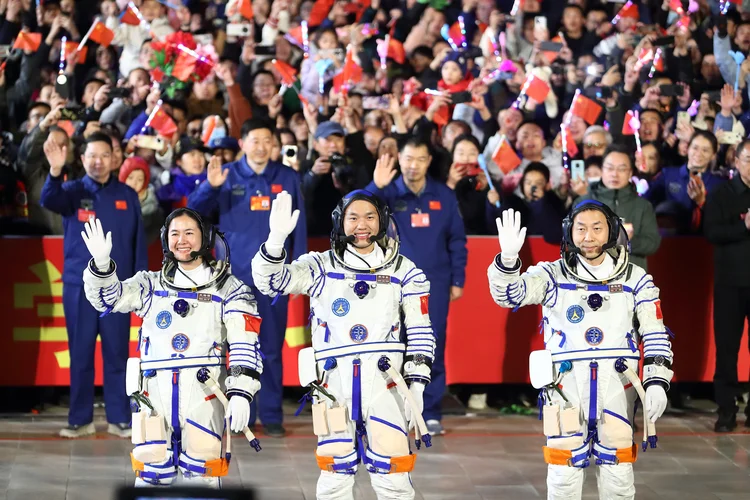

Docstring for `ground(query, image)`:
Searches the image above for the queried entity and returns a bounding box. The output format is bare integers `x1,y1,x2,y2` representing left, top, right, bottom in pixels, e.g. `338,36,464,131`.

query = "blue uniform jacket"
646,164,727,211
40,174,148,285
366,176,467,288
187,158,307,286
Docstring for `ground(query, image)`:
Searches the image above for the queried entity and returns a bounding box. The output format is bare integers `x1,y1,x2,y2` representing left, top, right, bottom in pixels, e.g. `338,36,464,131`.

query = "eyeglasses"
602,165,630,174
584,142,604,148
187,128,201,135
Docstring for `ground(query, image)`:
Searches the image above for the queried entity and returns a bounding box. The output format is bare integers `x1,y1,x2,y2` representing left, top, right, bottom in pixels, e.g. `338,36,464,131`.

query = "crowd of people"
1,0,750,436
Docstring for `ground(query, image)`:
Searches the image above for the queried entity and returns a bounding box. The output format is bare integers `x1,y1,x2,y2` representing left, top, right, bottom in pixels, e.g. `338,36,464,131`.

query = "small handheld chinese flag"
120,3,142,26
172,50,197,82
309,0,335,27
492,138,522,175
622,110,637,135
89,21,115,47
571,94,602,125
12,32,42,52
272,59,298,87
64,41,88,64
150,106,178,139
525,76,550,103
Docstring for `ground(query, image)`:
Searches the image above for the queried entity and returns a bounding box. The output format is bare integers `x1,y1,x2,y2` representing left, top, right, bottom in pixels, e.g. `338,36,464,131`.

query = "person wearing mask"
40,132,148,438
704,139,750,432
489,162,567,244
646,130,726,233
574,145,661,270
188,118,307,437
367,137,467,436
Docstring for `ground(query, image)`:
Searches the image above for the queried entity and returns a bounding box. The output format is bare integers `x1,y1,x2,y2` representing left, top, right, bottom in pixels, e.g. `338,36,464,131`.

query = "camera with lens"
60,106,84,121
109,87,132,99
329,153,355,188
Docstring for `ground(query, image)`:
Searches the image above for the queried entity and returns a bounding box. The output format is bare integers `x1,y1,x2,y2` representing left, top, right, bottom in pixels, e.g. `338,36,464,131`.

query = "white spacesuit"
80,209,263,488
251,190,435,500
487,202,674,500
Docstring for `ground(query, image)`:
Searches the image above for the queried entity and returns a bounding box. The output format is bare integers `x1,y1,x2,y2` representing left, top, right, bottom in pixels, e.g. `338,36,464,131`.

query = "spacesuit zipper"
588,362,598,433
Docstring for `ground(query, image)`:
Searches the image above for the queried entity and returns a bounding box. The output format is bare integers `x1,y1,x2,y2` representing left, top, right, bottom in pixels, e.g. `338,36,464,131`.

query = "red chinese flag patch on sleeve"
243,314,262,333
654,300,663,320
420,295,429,315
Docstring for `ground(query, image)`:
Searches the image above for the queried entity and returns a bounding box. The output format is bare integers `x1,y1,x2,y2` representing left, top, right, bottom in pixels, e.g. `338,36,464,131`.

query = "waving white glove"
81,218,112,272
495,209,527,267
266,191,300,256
645,385,668,423
226,396,250,433
403,382,425,430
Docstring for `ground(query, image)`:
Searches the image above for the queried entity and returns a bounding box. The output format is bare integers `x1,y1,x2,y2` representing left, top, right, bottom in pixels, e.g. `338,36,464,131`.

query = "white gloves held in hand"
645,385,668,423
226,396,250,433
495,209,527,267
266,191,300,256
404,382,425,431
81,218,112,272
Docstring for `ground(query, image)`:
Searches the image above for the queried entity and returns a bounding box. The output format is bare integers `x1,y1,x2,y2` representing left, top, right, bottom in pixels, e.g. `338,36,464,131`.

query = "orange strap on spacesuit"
543,444,637,466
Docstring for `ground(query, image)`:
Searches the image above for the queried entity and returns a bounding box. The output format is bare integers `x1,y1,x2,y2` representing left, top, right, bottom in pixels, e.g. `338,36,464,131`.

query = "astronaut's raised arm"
400,264,436,384
251,245,327,299
487,256,558,310
221,276,263,401
82,260,155,317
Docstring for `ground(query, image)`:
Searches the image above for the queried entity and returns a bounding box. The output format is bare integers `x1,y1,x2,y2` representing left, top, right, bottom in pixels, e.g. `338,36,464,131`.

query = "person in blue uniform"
188,118,307,437
40,132,148,438
366,136,468,436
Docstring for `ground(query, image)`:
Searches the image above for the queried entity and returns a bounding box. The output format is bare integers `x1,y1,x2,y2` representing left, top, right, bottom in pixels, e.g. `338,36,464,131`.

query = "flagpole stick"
477,155,501,208
78,17,100,52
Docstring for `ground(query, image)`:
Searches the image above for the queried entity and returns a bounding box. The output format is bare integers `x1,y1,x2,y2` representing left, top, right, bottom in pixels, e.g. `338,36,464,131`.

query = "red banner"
0,237,746,386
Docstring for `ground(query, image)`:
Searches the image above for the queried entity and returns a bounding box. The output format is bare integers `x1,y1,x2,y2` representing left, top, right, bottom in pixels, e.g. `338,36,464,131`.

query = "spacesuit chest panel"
140,286,225,360
544,278,637,354
311,274,401,350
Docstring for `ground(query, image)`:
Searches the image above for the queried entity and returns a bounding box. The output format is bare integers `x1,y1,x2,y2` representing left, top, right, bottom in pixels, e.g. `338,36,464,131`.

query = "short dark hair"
84,132,113,151
400,136,432,155
602,144,633,169
442,120,471,138
523,162,551,184
585,155,603,169
517,120,545,139
241,118,275,138
28,101,51,116
688,129,718,154
563,4,585,16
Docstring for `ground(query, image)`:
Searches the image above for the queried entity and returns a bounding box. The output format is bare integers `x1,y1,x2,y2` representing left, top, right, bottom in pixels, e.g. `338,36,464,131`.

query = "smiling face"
168,214,203,263
571,209,610,263
343,200,380,253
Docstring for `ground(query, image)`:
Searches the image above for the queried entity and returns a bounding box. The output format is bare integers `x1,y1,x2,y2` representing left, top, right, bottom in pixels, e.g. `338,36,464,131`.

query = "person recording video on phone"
646,130,726,234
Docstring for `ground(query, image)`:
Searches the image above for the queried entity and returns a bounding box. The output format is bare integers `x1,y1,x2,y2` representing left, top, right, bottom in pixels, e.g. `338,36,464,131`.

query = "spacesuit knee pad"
131,412,168,464
597,463,635,498
131,450,177,486
599,412,634,450
547,464,585,499
316,440,359,474
370,472,415,500
369,418,410,457
185,419,222,461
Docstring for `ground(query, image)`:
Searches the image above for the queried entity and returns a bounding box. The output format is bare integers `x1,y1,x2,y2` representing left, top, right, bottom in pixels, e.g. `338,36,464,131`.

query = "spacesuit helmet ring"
330,190,400,271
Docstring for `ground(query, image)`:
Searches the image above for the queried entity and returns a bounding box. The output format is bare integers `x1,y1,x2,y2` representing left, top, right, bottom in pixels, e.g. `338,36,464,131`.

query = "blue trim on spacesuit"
369,416,407,436
153,290,223,303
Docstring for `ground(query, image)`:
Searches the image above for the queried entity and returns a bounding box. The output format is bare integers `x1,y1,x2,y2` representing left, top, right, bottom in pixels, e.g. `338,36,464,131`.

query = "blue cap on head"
208,137,240,152
315,121,346,140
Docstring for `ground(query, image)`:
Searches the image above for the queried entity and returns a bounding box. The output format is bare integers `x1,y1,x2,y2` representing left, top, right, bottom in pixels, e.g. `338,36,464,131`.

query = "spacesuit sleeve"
82,259,155,317
486,255,558,310
222,277,263,400
251,245,327,298
401,264,435,384
632,270,674,390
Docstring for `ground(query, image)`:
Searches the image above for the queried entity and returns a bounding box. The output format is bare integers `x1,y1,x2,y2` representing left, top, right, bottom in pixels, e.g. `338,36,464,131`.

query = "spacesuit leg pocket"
543,404,561,437
312,402,330,436
560,407,582,435
132,411,146,445
328,406,349,434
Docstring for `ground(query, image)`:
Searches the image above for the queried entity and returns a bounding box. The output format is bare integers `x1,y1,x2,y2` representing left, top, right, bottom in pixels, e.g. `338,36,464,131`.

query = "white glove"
495,209,527,267
266,190,300,256
645,385,668,423
81,218,113,272
404,382,425,430
226,396,250,433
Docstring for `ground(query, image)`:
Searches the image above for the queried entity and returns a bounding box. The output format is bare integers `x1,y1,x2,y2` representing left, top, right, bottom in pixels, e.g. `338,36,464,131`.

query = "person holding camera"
188,118,307,438
300,121,373,236
488,162,567,244
366,137,467,436
40,132,148,438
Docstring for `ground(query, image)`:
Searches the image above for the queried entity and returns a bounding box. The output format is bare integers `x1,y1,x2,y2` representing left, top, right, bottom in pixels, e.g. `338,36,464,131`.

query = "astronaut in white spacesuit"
488,201,674,500
80,208,263,487
251,190,435,500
